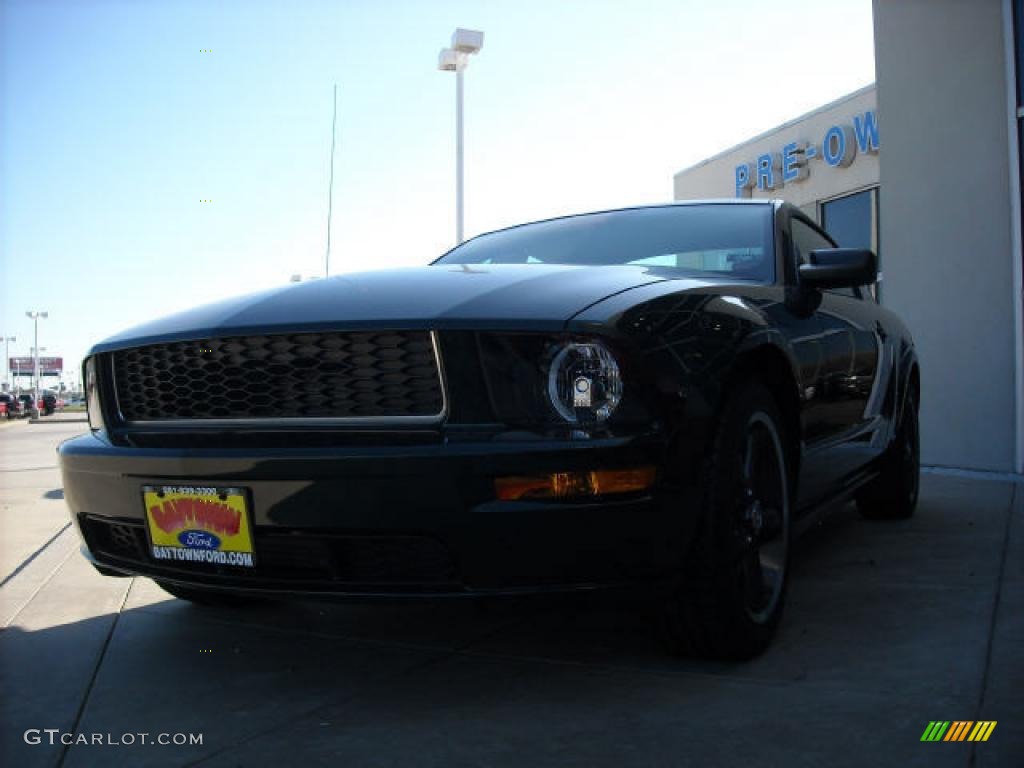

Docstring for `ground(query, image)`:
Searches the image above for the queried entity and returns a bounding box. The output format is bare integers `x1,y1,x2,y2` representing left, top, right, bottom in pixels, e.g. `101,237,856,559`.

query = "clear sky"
0,0,875,387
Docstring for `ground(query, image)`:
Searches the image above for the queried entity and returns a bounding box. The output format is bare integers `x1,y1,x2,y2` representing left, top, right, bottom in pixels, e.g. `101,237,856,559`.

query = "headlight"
547,341,622,424
84,357,104,431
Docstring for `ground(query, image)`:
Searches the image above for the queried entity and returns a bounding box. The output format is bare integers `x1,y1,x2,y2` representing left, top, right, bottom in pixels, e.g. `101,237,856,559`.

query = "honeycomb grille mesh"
112,331,444,421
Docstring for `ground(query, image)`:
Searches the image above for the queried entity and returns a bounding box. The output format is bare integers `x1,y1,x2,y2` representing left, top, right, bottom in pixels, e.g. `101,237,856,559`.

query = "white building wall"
874,0,1018,473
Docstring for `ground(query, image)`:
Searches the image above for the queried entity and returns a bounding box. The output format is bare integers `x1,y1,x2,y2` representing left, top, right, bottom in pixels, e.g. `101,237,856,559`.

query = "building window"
1015,0,1024,107
821,187,881,300
1015,0,1024,298
791,217,858,298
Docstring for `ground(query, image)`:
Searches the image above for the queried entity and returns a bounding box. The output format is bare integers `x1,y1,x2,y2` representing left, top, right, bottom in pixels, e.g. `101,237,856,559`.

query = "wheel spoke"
760,505,782,534
735,417,788,623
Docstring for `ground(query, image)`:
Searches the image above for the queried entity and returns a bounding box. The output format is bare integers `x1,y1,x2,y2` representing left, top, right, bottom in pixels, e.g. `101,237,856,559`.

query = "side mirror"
798,248,877,290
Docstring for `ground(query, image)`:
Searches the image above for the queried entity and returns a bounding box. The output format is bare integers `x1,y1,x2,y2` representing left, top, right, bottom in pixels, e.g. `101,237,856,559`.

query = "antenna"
325,83,337,278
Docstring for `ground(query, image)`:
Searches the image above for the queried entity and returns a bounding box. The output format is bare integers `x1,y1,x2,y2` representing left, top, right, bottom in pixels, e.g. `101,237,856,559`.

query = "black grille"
79,516,458,586
84,518,147,561
111,331,444,422
256,533,457,583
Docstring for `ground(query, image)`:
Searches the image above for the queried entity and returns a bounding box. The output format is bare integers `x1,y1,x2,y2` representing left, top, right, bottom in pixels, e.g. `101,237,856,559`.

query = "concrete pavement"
0,422,1020,767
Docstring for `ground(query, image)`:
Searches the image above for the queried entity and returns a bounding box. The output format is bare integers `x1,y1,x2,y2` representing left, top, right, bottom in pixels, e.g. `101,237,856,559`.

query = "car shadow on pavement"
2,475,1019,768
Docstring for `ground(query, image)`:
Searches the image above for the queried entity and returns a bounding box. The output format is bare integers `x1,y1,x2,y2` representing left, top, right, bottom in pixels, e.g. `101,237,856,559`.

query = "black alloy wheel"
738,411,790,624
665,381,792,660
857,389,919,519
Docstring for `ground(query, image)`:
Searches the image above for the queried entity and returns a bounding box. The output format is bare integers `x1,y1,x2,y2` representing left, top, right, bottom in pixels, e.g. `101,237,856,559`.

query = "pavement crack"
0,522,71,590
2,541,77,630
56,578,135,768
967,483,1015,768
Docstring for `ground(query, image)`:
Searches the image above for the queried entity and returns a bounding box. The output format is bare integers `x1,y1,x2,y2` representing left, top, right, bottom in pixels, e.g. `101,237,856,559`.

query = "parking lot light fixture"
437,28,484,245
25,311,48,415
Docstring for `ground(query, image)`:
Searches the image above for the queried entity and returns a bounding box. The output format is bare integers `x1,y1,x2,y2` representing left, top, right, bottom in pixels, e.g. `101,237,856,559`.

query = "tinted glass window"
791,218,834,266
821,190,874,252
1016,0,1024,293
1016,0,1024,106
821,188,880,300
436,205,775,281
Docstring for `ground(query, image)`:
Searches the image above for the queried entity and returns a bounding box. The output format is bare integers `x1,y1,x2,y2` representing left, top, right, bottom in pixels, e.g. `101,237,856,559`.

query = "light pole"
2,335,14,392
25,311,47,415
324,82,337,278
31,345,48,405
31,346,48,406
438,28,484,245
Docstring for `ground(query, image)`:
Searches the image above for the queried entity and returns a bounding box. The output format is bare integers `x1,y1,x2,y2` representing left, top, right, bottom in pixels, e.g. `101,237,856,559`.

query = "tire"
856,389,919,520
156,580,255,607
664,381,793,660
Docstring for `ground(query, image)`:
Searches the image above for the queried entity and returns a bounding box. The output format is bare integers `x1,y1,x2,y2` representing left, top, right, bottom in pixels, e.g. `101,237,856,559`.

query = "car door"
790,217,884,500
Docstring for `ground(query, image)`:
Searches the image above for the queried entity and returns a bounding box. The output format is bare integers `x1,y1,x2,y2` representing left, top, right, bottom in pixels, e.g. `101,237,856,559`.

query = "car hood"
92,264,710,353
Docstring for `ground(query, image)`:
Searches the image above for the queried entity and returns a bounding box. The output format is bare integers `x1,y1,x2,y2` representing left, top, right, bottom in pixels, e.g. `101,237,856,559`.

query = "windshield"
435,204,775,282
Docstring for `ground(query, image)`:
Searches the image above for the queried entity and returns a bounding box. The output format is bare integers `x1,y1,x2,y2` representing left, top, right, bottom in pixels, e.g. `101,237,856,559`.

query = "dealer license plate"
143,485,255,568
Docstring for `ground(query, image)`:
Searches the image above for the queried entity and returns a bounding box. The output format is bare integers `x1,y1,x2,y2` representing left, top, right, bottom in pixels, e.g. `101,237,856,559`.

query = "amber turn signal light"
495,467,657,501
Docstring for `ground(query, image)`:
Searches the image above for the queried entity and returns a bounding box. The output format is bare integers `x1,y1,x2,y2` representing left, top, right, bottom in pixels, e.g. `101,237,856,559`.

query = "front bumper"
59,431,696,596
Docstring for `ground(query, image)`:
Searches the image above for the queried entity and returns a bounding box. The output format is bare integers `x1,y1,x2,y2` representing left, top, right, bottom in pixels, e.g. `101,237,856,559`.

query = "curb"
29,417,89,425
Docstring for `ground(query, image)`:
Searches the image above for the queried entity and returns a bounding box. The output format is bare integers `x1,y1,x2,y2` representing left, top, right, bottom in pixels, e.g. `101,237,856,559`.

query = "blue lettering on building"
735,163,753,198
853,111,880,154
756,153,780,191
732,109,878,196
782,142,808,183
823,125,855,167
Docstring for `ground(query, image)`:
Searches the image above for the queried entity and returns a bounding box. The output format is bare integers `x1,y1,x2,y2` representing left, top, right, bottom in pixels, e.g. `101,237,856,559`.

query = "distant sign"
734,109,880,197
9,357,63,376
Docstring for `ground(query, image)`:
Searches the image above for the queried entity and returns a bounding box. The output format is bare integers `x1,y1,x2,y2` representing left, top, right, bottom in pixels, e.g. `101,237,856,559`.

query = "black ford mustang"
60,200,919,659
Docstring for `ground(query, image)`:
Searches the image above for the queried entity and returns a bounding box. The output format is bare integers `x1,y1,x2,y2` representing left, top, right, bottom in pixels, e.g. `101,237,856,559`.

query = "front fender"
570,283,799,483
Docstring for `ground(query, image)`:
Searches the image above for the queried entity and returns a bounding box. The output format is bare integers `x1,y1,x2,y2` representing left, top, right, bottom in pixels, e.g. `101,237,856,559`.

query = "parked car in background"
61,200,919,660
17,394,36,417
0,394,25,419
40,392,58,416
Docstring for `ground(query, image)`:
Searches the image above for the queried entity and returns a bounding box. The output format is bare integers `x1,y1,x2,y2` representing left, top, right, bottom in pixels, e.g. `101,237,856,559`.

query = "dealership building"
674,0,1023,476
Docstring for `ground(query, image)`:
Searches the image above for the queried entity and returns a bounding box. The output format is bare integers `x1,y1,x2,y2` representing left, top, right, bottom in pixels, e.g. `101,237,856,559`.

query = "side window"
790,218,859,299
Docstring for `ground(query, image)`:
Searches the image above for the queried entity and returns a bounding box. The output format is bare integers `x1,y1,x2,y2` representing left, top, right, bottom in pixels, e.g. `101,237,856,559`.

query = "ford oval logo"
178,530,221,550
